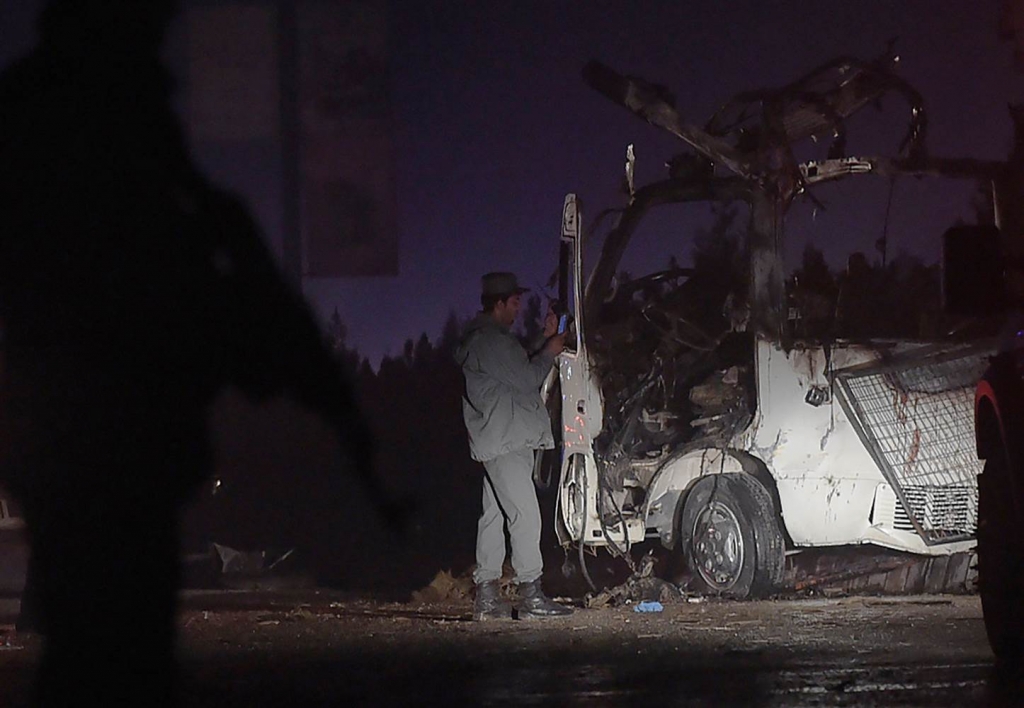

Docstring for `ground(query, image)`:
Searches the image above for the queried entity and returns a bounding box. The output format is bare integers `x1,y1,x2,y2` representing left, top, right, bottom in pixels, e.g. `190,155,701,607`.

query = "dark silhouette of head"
38,0,178,56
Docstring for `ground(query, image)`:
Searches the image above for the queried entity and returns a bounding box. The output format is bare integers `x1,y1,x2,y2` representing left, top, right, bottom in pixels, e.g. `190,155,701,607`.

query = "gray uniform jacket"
455,314,556,462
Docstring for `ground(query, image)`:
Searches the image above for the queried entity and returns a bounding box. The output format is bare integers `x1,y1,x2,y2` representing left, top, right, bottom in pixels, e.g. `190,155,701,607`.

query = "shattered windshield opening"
585,204,757,514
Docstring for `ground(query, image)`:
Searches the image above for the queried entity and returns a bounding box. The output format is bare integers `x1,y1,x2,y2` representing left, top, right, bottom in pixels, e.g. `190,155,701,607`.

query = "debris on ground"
410,570,474,604
410,567,526,604
190,544,311,591
586,552,684,608
212,543,266,574
634,601,664,613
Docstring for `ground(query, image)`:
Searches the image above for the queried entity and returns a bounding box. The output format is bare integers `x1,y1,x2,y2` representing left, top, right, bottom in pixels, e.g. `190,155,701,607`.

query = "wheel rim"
691,501,744,590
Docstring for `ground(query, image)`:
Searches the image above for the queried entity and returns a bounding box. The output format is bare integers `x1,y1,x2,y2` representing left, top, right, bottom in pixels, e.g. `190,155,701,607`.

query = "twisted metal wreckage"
551,50,1009,599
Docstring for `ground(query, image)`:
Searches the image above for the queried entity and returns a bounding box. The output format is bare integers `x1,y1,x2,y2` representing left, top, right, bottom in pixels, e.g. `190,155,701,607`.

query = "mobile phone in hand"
557,314,569,334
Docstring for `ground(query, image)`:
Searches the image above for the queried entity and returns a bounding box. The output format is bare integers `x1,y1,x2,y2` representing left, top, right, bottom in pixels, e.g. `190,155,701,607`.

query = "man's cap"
481,272,529,298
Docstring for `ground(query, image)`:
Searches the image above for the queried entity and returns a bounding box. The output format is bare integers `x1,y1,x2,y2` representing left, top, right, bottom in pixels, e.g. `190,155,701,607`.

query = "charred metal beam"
786,55,924,153
706,51,926,161
708,54,898,132
748,188,787,340
582,61,755,179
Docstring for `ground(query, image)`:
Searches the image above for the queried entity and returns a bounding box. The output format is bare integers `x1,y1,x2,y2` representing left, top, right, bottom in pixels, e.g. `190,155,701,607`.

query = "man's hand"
543,309,558,338
544,331,566,356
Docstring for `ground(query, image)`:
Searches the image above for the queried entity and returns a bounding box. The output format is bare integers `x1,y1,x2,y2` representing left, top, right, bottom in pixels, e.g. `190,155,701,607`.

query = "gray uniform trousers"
473,447,543,585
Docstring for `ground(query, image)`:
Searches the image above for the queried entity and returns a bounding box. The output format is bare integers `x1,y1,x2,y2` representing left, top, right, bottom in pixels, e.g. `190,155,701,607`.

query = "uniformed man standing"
456,272,572,620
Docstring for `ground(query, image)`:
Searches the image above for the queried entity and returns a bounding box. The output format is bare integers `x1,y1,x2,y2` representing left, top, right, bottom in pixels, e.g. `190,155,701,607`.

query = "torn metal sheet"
786,548,977,596
212,543,266,574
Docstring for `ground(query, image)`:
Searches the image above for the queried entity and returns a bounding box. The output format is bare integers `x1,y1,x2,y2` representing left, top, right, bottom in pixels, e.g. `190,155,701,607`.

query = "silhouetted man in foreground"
0,2,382,705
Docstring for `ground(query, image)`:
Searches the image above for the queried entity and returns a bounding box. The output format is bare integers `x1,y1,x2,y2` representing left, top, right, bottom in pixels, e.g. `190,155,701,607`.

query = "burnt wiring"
578,533,596,593
571,449,639,593
577,458,598,593
596,331,755,465
596,452,637,573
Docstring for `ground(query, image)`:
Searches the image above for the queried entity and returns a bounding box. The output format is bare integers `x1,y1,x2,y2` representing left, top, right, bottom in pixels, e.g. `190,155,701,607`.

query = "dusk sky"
2,1,1022,366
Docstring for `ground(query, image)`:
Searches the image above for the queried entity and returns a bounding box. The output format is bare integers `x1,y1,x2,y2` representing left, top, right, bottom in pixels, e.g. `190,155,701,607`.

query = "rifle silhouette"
196,186,407,529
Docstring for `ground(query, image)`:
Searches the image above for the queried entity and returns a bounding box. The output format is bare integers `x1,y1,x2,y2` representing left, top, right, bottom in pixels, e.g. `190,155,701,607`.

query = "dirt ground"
0,588,1013,707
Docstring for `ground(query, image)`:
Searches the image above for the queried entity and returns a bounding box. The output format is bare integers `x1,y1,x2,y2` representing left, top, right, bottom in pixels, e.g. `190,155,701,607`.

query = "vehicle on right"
947,199,1024,661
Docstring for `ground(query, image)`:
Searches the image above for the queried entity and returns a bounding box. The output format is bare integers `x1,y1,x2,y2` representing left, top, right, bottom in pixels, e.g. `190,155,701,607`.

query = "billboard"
186,5,279,142
185,1,396,277
298,0,396,277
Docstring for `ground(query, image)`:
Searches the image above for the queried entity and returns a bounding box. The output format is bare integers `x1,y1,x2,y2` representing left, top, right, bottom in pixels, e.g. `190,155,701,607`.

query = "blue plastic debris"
634,601,663,613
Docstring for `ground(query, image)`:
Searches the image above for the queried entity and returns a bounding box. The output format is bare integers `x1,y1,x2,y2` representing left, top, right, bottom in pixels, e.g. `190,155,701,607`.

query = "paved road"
0,591,1018,706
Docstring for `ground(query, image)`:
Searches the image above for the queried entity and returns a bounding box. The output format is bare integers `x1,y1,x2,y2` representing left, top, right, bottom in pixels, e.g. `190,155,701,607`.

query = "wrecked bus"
552,192,988,599
549,53,1002,598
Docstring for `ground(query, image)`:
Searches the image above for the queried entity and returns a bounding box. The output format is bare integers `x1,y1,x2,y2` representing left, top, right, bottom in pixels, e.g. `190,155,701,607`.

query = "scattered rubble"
410,570,474,604
585,553,684,608
411,545,977,611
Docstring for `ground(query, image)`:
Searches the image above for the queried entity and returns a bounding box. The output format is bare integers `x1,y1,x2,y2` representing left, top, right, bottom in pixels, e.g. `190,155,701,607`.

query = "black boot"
473,580,513,621
514,579,573,619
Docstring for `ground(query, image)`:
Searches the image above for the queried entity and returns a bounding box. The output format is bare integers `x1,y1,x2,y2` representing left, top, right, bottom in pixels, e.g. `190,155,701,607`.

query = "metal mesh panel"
835,344,992,544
